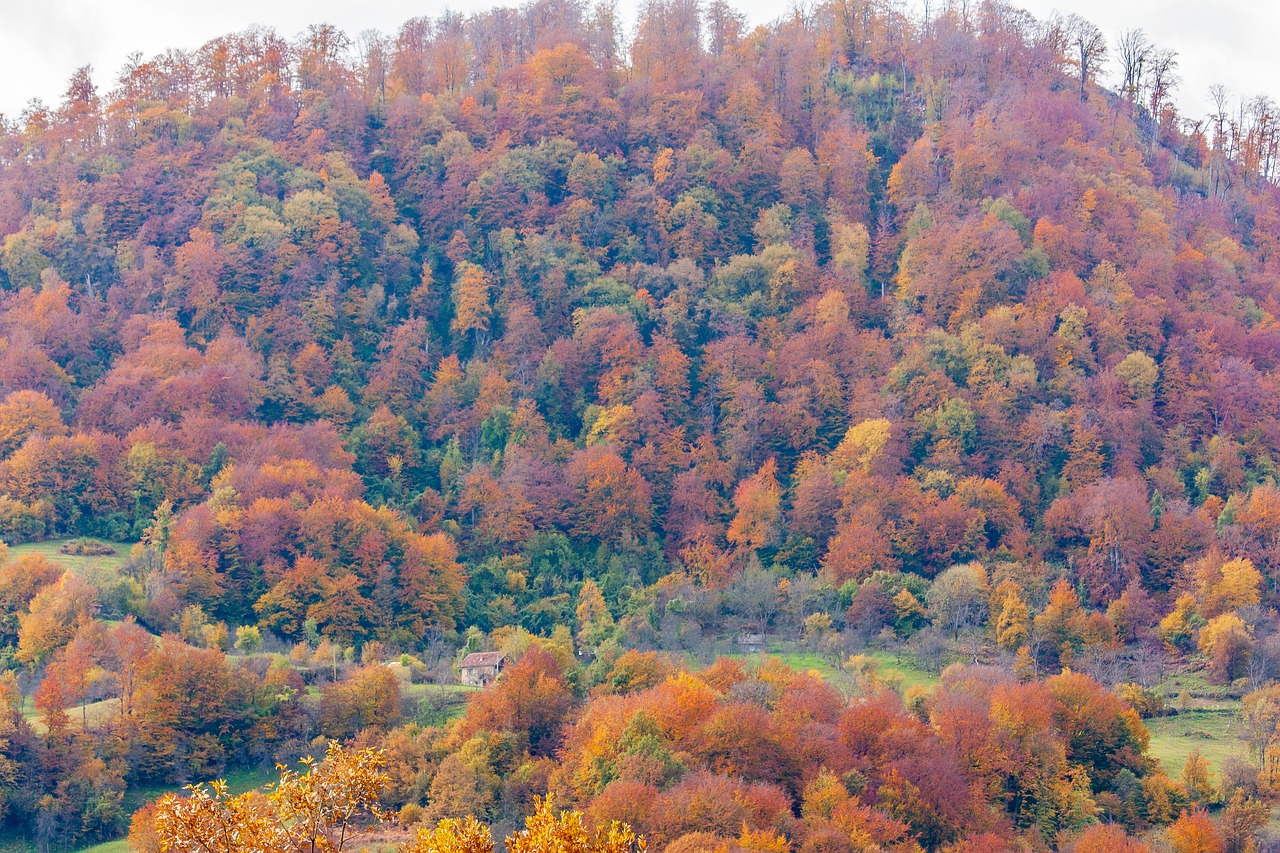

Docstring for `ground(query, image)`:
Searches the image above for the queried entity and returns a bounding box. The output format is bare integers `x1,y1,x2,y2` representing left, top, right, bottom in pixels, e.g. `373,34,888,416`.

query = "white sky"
0,0,1274,124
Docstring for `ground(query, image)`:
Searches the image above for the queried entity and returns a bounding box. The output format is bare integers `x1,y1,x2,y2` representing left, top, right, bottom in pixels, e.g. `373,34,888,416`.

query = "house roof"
459,651,505,669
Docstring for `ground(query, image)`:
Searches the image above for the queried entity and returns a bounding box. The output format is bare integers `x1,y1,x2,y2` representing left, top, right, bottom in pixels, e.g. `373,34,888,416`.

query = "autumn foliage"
0,0,1279,848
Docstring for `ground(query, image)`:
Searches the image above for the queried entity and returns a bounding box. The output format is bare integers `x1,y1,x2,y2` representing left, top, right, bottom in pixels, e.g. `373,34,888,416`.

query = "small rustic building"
458,651,506,687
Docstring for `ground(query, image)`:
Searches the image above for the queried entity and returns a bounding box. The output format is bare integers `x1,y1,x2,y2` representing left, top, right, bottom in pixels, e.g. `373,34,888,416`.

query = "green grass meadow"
8,538,132,574
1146,708,1247,777
708,639,942,695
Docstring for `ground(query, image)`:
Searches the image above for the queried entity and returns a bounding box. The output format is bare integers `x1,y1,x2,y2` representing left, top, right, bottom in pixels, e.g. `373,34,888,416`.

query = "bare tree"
723,561,780,639
1065,14,1107,103
356,30,390,113
1209,84,1234,194
586,0,621,70
1239,95,1279,183
1144,47,1180,141
705,0,745,58
912,626,949,674
1116,28,1151,107
1210,84,1231,141
1247,633,1280,692
1037,13,1069,79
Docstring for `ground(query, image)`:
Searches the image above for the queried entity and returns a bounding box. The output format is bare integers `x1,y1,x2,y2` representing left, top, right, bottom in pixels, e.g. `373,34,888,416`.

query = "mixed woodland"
0,0,1280,849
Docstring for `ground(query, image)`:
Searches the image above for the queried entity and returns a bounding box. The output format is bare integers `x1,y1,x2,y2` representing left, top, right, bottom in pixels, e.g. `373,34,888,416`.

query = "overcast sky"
0,0,1274,123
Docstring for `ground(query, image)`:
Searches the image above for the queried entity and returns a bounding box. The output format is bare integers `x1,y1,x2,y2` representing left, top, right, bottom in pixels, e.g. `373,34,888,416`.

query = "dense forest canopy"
0,0,1279,850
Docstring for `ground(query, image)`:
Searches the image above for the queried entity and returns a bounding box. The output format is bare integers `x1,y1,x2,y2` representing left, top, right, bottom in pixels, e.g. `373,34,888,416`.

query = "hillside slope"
1,1,1280,850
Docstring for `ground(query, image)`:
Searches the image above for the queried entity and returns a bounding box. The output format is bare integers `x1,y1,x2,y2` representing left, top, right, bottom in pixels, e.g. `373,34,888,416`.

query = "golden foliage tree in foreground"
147,743,391,853
144,746,645,853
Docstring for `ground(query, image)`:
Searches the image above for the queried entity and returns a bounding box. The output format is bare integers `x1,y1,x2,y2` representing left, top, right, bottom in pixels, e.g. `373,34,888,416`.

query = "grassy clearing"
71,841,128,853
861,649,941,692
748,648,844,679
709,641,940,695
1139,663,1252,778
1147,707,1250,779
1157,667,1243,705
402,681,479,726
8,538,132,575
114,764,277,831
401,681,479,699
119,765,275,810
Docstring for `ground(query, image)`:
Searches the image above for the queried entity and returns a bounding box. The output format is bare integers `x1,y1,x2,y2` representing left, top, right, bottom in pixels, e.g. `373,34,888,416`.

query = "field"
1143,667,1253,779
389,662,480,725
1147,708,1248,777
24,694,123,735
72,835,128,850
860,649,942,692
74,841,128,853
8,538,133,574
704,639,941,696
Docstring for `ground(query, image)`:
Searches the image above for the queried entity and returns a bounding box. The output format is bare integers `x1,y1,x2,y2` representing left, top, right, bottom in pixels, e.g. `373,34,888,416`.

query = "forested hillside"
1,0,1280,849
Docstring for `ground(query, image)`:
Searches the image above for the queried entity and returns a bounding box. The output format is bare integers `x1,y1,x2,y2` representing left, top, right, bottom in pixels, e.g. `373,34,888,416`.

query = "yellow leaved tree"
829,418,890,475
403,816,495,853
403,796,644,853
148,743,392,853
144,746,645,853
503,795,642,853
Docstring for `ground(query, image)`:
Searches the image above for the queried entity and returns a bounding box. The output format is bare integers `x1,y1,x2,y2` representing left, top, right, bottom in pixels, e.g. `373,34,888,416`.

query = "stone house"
458,651,506,687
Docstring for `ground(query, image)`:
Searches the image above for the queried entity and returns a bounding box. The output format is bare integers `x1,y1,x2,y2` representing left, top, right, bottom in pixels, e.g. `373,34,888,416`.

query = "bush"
58,538,118,556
